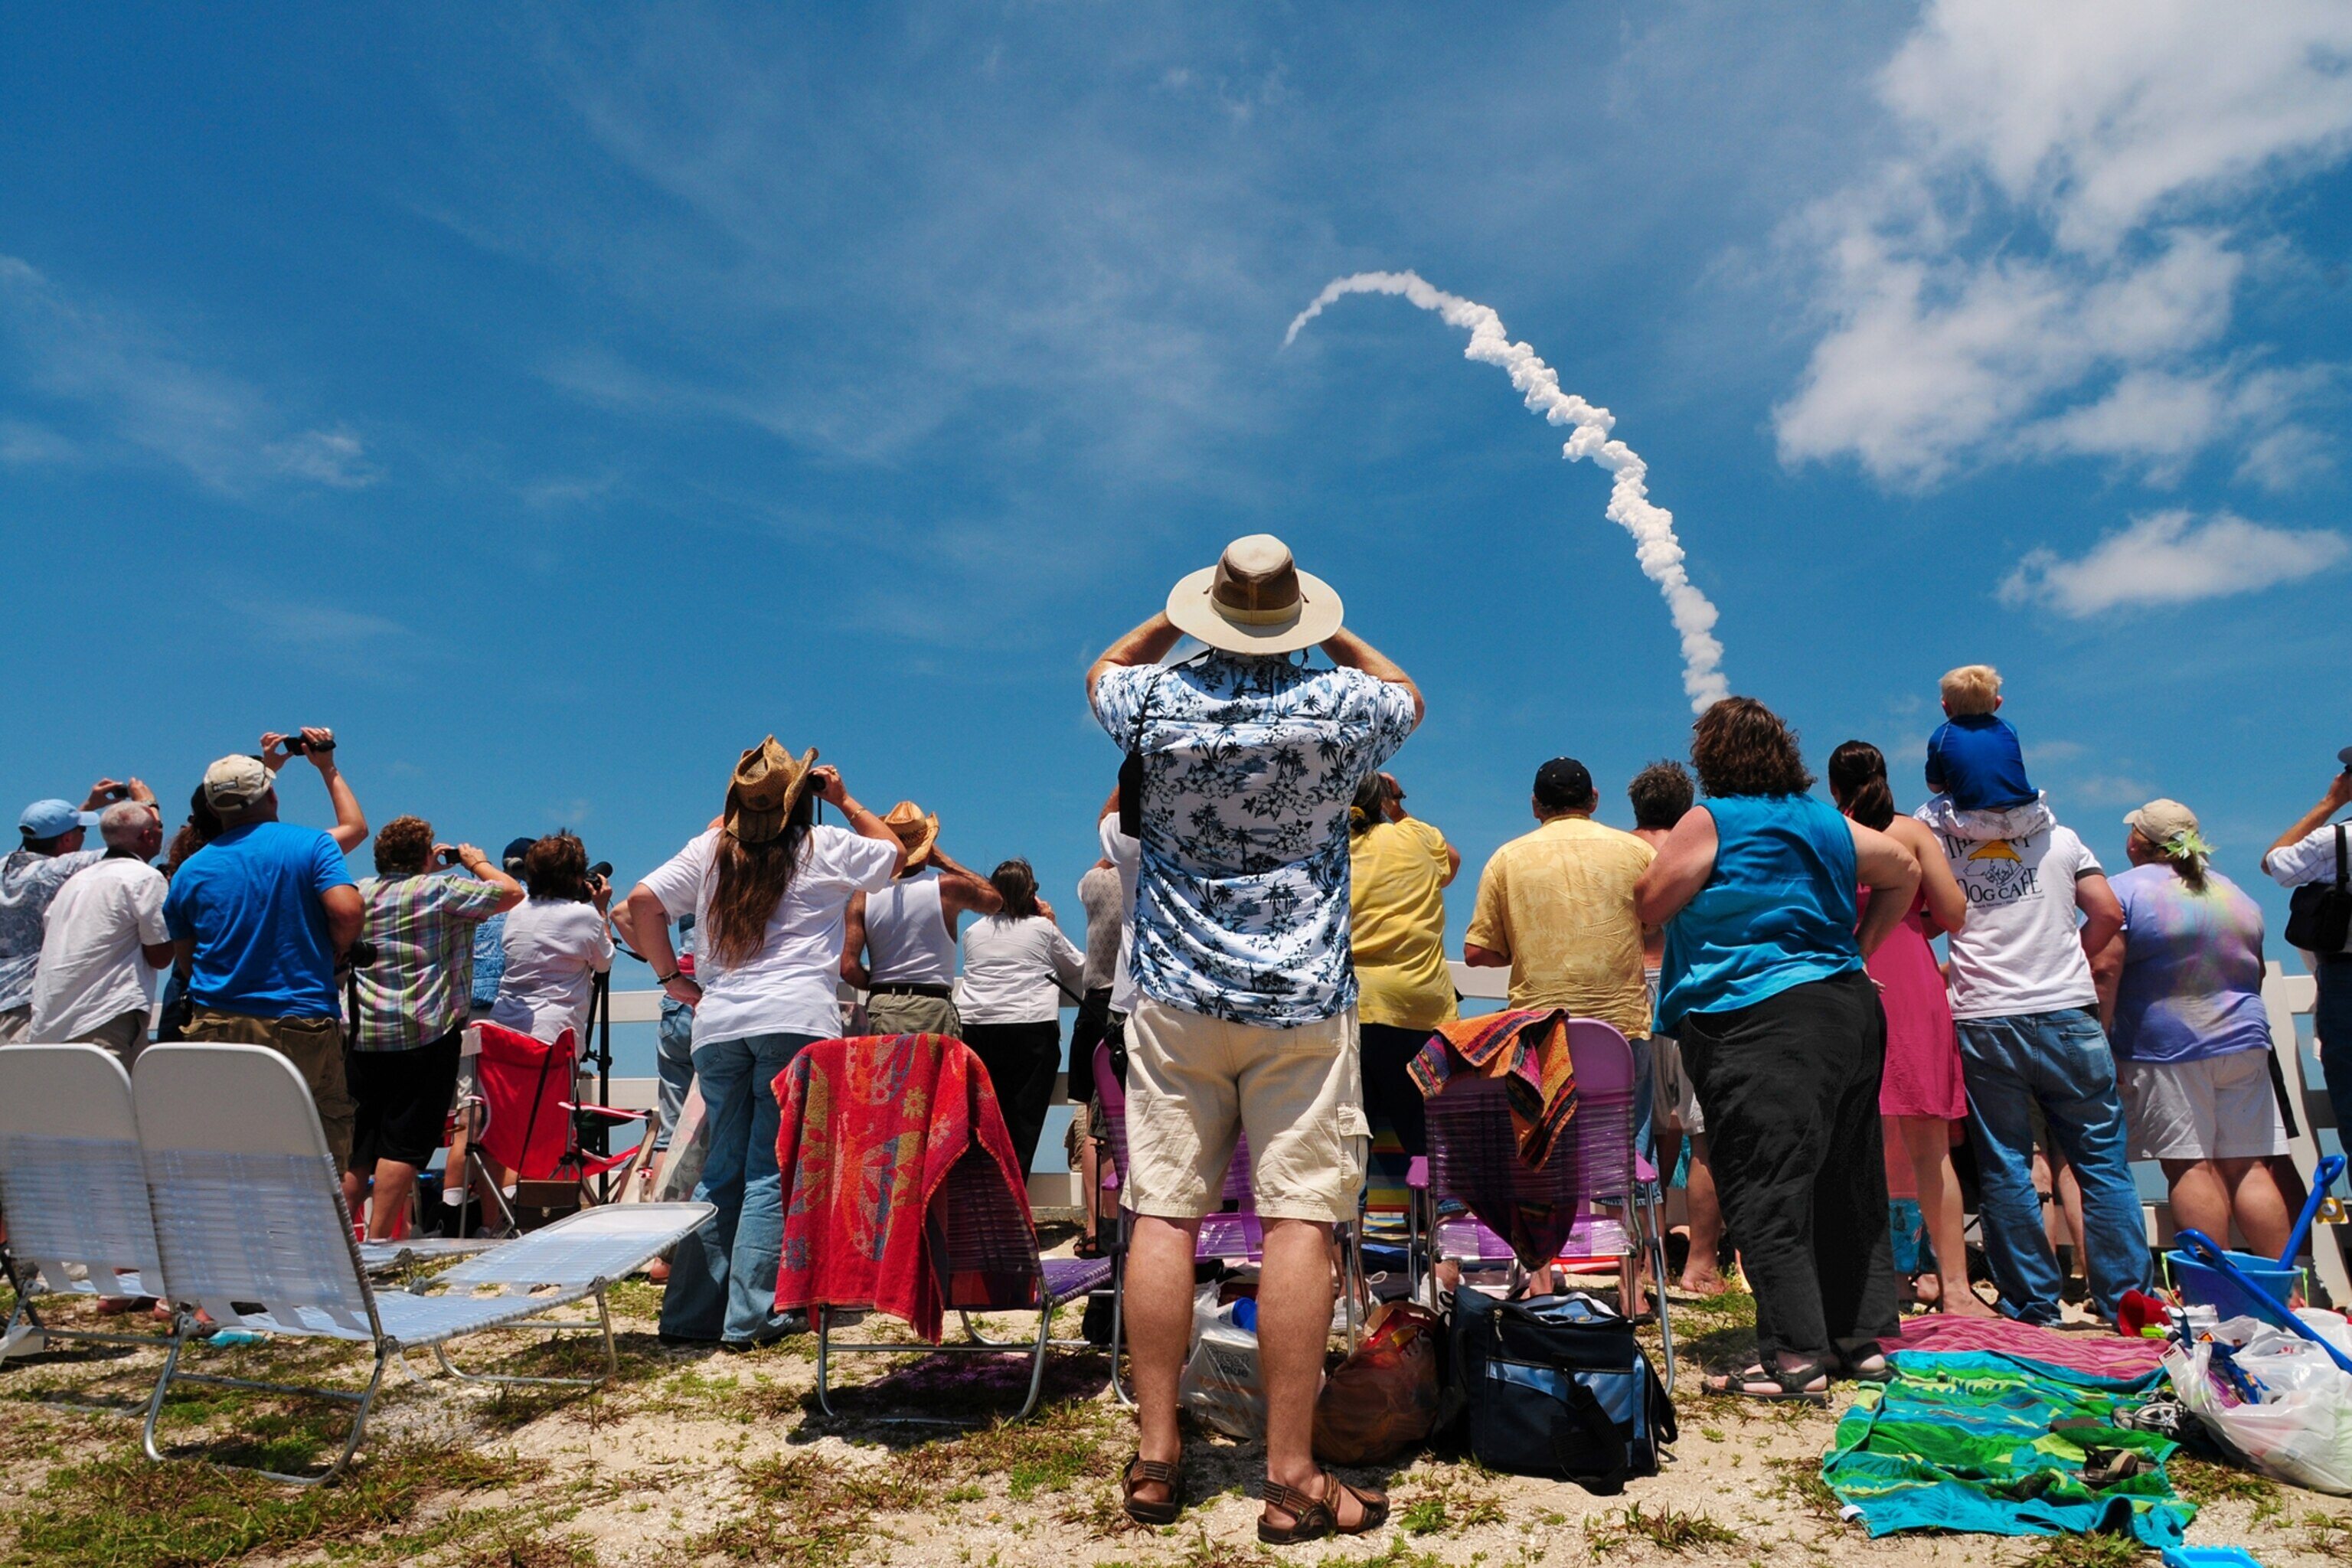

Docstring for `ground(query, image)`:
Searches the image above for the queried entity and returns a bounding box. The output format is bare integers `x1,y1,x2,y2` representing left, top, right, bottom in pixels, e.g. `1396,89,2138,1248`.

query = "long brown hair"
1690,697,1813,798
706,792,814,966
1826,741,1896,830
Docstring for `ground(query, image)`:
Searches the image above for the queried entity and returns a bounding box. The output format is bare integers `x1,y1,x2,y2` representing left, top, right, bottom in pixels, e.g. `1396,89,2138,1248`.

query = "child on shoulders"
1925,664,2036,812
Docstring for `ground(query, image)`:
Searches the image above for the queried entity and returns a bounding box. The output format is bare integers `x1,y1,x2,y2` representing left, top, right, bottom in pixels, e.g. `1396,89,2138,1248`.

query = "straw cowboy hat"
726,737,818,844
882,800,941,871
1165,534,1344,656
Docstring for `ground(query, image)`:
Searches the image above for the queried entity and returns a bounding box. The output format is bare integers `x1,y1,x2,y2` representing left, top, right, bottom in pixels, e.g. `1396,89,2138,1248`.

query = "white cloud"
266,427,380,489
1775,0,2352,488
0,255,377,494
1999,508,2347,616
0,416,77,466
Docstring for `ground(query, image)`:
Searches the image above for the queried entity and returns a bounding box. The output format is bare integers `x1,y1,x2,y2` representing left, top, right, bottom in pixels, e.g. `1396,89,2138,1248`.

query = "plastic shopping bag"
2164,1311,2352,1496
1180,1285,1266,1439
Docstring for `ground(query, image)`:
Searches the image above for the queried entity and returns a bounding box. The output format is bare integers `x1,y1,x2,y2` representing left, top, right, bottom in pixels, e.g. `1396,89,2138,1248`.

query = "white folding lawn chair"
0,1044,172,1367
132,1043,710,1485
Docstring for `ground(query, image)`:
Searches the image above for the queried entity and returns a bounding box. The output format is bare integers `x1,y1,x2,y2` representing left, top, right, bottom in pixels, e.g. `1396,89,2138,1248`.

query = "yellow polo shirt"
1348,817,1459,1031
1464,815,1655,1039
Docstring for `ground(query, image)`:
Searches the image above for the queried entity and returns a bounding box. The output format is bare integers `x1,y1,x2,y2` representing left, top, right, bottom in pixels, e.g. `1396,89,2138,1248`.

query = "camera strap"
1117,669,1170,841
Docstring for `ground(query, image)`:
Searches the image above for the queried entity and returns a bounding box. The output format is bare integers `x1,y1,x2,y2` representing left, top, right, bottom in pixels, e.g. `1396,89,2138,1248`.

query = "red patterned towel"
771,1033,1033,1344
1408,1008,1579,1168
1883,1313,2167,1377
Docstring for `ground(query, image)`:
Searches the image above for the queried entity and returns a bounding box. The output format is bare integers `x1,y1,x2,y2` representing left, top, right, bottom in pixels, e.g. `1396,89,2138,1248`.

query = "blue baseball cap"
18,799,100,838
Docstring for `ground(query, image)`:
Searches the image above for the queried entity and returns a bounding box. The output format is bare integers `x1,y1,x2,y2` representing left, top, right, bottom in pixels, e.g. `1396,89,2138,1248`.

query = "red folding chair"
456,1021,653,1234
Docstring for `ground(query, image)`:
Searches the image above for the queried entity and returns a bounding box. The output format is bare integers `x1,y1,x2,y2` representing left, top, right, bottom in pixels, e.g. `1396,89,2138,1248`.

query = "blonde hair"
1939,664,2002,715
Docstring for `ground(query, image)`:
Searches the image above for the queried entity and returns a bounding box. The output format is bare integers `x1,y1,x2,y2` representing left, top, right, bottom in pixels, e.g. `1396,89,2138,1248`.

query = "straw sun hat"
725,736,818,844
882,801,941,871
1165,534,1344,656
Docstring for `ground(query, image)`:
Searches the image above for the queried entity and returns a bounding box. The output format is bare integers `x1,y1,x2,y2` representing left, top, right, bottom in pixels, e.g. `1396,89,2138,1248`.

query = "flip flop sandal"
1840,1353,1894,1384
1704,1360,1831,1403
1121,1454,1185,1527
1258,1475,1389,1545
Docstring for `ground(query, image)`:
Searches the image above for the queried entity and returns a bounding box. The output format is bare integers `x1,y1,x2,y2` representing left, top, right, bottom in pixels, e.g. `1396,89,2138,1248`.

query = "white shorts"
1122,997,1368,1225
2118,1050,2286,1162
1651,1034,1704,1137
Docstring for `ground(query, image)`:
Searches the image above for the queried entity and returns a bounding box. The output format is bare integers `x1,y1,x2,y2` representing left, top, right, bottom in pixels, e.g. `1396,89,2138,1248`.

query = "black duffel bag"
1448,1289,1674,1492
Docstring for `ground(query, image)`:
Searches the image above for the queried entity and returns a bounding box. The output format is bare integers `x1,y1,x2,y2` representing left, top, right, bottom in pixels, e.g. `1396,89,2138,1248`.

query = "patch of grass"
2301,1510,2352,1557
449,1526,598,1568
2167,1452,2278,1508
2009,1534,2151,1568
602,1277,663,1319
1583,1502,1743,1554
1399,1498,1449,1536
1395,1474,1504,1539
899,1397,1123,1501
1325,1542,1446,1568
1172,1530,1276,1568
1766,1455,1844,1524
693,1452,930,1566
4,1442,542,1568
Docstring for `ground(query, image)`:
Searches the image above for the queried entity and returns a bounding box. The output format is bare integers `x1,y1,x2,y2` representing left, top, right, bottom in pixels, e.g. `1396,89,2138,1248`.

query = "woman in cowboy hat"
625,738,906,1349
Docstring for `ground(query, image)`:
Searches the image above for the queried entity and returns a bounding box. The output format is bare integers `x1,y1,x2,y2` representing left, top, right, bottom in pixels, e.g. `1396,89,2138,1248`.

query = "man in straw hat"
841,799,1001,1038
1087,534,1420,1540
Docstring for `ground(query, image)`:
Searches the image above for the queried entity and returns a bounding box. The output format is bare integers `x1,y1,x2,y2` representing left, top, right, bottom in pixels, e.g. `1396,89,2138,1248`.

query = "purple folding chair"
1091,1043,1362,1406
1415,1018,1674,1390
812,1057,1113,1424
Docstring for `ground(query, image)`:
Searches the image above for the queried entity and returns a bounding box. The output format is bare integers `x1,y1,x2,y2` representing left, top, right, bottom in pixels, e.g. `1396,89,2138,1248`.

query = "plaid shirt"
351,871,508,1050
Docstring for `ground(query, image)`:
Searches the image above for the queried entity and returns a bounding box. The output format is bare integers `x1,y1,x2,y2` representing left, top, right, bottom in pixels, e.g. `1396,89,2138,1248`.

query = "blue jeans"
1955,1008,2151,1324
654,998,696,1152
658,1031,819,1345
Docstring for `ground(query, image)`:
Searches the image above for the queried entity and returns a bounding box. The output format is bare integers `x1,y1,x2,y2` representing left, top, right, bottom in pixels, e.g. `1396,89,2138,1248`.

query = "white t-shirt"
28,857,168,1041
956,913,1086,1024
2265,820,2352,955
640,825,900,1045
1099,815,1142,1014
488,897,616,1045
1918,797,2105,1021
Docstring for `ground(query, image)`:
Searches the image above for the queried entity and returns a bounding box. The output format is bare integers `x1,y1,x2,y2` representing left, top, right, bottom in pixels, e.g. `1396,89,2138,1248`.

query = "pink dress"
1863,889,1968,1121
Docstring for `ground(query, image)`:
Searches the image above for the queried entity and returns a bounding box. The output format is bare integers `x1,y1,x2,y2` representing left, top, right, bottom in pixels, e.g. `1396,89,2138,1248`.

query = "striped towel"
1407,1008,1578,1168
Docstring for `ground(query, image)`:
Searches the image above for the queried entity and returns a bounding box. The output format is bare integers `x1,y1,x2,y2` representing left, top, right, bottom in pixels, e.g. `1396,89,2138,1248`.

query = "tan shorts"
184,1008,355,1171
2120,1051,2287,1161
1122,996,1368,1225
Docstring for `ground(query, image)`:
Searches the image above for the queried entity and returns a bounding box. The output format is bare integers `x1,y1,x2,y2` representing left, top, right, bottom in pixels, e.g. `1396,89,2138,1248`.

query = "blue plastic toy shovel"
2174,1229,2352,1377
2278,1152,2345,1268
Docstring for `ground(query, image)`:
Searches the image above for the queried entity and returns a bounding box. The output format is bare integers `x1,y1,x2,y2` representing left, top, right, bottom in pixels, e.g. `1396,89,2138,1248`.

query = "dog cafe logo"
1959,836,2040,906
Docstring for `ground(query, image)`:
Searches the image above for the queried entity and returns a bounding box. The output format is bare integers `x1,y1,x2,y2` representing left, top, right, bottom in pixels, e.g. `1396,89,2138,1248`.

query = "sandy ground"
2,1253,2348,1568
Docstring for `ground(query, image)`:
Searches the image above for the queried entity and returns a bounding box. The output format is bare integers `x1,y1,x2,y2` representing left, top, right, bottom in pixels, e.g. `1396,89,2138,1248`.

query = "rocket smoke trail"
1285,270,1728,712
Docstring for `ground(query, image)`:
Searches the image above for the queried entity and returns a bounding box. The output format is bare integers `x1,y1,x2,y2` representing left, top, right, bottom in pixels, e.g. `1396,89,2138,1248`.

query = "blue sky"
6,2,2350,987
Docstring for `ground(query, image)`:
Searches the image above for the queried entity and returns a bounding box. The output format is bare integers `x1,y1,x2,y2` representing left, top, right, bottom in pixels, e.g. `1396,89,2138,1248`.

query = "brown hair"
1350,773,1396,837
373,814,433,875
1826,741,1896,831
2136,831,2211,893
705,792,814,967
1626,760,1694,831
1690,697,1814,799
522,831,593,902
990,858,1041,920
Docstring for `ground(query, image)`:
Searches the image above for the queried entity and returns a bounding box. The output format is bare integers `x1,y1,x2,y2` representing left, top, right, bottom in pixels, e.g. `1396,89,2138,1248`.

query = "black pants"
1067,986,1114,1090
963,1020,1063,1176
1677,969,1898,1367
1358,1022,1433,1158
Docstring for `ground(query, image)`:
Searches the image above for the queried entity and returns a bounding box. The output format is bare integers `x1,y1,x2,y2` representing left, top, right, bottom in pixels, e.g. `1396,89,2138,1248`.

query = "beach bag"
1449,1289,1673,1491
1314,1300,1442,1464
2165,1312,2352,1496
2285,825,2352,954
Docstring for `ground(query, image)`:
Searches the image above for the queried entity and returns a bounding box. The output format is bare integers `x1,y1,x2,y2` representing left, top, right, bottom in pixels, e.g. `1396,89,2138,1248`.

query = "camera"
345,939,379,969
103,784,131,802
587,860,614,882
437,845,466,867
2338,745,2352,773
279,732,336,756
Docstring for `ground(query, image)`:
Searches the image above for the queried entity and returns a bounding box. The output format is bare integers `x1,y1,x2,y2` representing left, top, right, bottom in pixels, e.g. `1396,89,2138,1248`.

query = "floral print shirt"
1091,652,1417,1027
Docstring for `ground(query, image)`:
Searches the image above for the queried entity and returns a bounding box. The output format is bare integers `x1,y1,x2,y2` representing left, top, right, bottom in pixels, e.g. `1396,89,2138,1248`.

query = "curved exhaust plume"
1286,270,1728,712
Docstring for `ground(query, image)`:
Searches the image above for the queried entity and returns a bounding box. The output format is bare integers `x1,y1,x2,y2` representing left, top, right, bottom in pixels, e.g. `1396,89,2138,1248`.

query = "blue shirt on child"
1924,712,2035,812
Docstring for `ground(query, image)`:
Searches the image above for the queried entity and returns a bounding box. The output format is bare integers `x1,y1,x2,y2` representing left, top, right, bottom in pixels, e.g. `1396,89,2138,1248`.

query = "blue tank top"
1657,793,1863,1033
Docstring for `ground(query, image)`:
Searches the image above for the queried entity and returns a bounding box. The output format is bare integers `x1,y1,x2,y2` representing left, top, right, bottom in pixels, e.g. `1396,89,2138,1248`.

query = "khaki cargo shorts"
1122,995,1368,1226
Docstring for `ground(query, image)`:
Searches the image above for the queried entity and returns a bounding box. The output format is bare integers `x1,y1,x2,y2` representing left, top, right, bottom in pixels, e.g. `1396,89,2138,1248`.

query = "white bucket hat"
1165,534,1344,655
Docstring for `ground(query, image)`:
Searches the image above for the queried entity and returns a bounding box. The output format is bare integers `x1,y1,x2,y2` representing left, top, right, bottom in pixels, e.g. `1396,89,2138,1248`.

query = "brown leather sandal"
1121,1454,1185,1526
1257,1474,1389,1544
